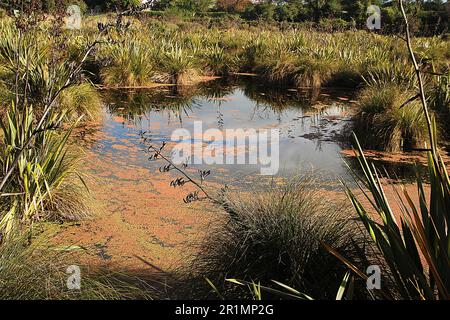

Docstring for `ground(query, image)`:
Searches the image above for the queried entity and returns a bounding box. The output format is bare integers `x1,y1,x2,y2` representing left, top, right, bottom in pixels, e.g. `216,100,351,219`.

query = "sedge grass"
186,176,373,300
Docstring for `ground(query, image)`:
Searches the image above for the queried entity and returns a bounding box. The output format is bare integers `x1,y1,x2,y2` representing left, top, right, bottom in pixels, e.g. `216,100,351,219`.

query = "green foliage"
201,43,232,75
96,0,141,10
157,42,197,84
0,103,91,237
0,20,101,118
101,40,156,87
150,0,213,16
242,2,275,21
354,84,429,151
0,232,155,299
0,18,102,238
58,82,102,120
429,71,450,115
342,133,450,299
172,0,213,15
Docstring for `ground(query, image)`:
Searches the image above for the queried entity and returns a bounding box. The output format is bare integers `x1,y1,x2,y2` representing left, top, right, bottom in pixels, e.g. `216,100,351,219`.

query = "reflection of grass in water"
104,88,198,124
103,77,353,123
101,80,425,182
243,82,318,111
345,156,428,184
239,78,354,119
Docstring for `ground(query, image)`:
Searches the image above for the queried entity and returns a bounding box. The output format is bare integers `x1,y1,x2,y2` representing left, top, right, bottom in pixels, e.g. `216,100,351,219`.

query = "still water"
91,78,357,186
58,78,423,266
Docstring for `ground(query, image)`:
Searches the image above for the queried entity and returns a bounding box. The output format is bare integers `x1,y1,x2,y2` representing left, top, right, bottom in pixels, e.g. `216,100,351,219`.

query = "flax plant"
327,0,450,300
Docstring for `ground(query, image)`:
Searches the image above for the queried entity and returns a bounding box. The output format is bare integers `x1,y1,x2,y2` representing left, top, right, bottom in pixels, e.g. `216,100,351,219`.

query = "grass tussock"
0,233,156,300
429,72,450,115
101,41,156,87
58,82,103,120
354,84,429,152
157,43,199,85
187,176,372,300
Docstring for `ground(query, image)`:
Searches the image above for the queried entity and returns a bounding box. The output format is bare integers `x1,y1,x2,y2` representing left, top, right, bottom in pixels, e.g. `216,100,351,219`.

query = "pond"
93,77,359,187
64,77,424,267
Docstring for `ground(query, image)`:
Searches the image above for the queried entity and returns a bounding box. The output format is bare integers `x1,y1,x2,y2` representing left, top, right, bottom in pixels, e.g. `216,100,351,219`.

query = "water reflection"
95,77,362,185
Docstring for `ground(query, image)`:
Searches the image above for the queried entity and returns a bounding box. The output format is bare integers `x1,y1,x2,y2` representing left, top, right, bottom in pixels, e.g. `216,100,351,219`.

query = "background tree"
242,1,275,21
216,0,251,13
272,0,305,22
304,0,342,22
172,0,213,14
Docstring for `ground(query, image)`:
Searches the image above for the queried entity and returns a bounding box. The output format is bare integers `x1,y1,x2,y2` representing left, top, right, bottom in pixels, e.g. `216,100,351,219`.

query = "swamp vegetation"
0,1,449,300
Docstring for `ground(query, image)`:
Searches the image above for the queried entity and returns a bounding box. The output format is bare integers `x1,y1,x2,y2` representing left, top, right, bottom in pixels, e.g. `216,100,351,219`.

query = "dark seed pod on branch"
159,164,173,173
183,191,200,204
170,178,186,188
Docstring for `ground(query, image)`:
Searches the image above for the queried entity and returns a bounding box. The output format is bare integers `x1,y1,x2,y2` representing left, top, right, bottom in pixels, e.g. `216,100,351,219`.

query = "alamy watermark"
170,121,280,175
367,5,381,30
66,265,81,290
65,5,82,30
366,265,381,290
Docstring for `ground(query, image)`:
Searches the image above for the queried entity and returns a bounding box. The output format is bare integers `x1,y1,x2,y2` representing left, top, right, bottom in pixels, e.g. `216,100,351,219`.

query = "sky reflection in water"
96,79,355,185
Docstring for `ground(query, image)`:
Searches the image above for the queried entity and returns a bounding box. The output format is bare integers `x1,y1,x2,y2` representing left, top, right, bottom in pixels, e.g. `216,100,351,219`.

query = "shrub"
201,44,232,75
242,3,275,21
429,71,450,115
317,18,351,32
157,43,198,84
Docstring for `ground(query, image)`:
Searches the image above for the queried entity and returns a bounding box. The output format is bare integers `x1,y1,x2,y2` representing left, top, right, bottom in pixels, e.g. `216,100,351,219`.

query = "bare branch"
147,143,216,203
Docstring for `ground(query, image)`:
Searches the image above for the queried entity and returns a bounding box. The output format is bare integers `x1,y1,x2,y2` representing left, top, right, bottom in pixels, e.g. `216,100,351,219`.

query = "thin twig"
398,0,438,164
148,145,216,203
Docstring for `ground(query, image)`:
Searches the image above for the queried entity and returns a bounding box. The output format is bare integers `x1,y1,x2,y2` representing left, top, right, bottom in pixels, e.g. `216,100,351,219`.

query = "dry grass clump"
0,233,156,300
58,82,103,120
